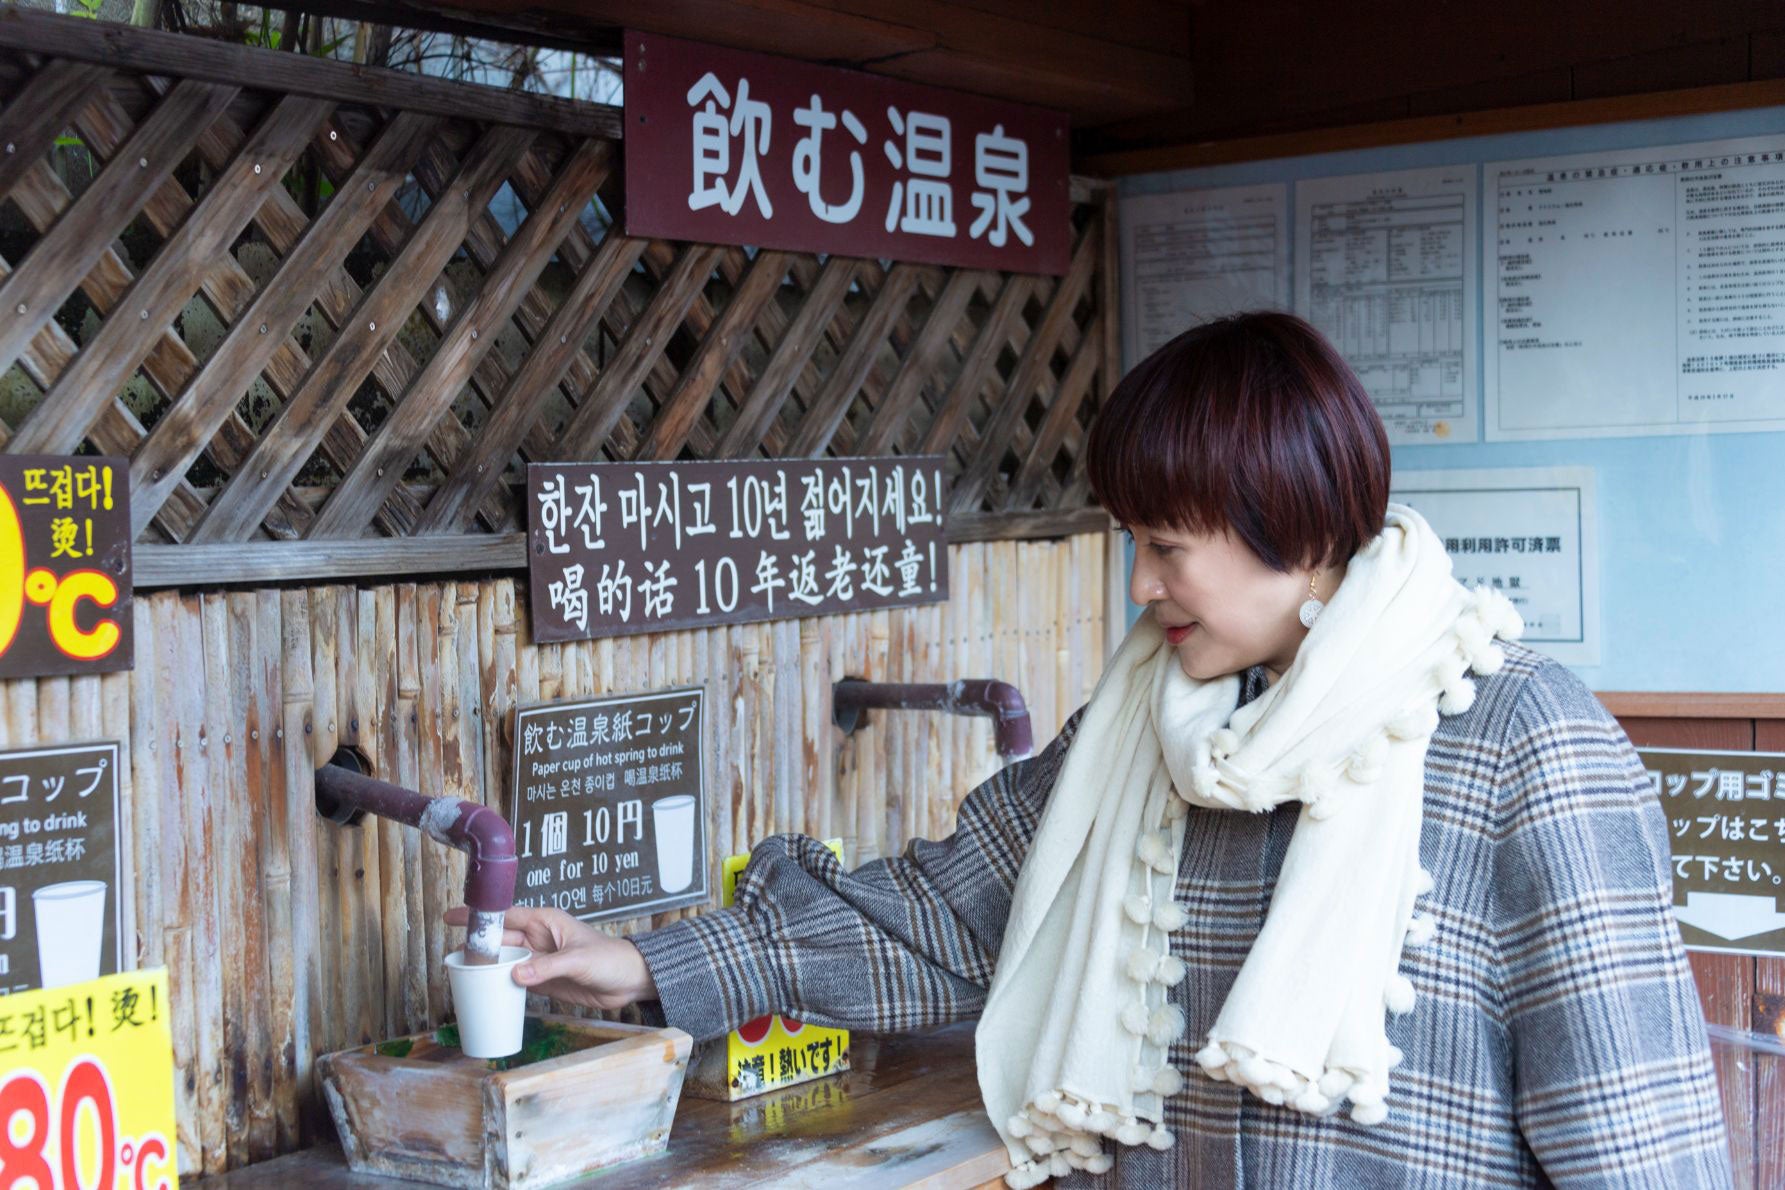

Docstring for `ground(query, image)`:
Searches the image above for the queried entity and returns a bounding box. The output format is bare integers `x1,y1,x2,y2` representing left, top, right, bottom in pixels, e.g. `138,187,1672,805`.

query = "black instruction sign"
527,457,950,641
1642,746,1785,957
509,688,708,923
0,742,122,991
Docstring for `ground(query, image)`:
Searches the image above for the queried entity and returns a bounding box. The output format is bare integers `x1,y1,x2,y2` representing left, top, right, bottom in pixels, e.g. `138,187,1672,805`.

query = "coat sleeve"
1489,662,1732,1187
631,711,1083,1042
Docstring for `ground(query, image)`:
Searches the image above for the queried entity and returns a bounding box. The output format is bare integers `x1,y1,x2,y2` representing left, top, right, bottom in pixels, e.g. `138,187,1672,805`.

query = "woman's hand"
442,905,657,1012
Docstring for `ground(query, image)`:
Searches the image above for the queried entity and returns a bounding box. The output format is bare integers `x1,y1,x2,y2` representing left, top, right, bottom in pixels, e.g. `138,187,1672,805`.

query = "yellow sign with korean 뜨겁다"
0,968,178,1189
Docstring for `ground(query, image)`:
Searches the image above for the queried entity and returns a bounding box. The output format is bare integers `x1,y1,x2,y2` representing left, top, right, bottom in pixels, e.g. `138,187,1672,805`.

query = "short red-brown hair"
1086,311,1390,572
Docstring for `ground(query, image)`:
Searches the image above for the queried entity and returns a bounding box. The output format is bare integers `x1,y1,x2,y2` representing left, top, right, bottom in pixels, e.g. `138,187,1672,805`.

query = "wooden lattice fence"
0,9,1118,589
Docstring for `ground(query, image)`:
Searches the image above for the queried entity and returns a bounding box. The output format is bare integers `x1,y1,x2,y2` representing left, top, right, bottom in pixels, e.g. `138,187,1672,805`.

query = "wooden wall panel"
1081,1,1785,160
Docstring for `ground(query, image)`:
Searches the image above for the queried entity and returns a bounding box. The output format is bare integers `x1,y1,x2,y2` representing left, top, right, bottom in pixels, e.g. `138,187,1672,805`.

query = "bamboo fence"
51,534,1105,1174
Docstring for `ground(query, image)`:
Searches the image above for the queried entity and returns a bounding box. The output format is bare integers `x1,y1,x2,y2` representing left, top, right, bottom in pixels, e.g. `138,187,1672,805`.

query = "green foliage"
244,10,281,51
433,1017,579,1071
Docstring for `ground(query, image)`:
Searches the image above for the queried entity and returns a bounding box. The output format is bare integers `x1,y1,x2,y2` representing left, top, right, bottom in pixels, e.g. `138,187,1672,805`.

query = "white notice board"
1296,165,1479,446
1118,183,1289,365
1391,467,1600,666
1117,102,1785,693
1486,133,1785,441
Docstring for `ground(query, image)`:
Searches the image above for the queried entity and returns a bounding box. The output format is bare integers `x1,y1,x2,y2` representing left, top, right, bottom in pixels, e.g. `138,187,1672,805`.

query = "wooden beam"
951,221,1099,511
714,257,859,458
131,508,1107,586
856,268,983,456
553,244,726,460
1003,313,1103,510
918,274,1034,455
633,249,792,461
57,85,322,541
296,0,933,66
1078,76,1785,176
416,234,647,533
946,506,1110,542
0,7,622,140
1598,692,1785,721
944,0,1191,59
277,0,1189,123
786,264,923,458
132,535,528,589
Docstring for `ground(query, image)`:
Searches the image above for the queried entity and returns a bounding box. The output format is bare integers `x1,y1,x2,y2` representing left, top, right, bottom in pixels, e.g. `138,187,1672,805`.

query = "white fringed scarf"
975,506,1524,1187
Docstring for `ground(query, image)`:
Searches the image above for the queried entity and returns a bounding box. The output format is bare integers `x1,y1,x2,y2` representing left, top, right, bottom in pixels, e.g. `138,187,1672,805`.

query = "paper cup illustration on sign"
33,880,105,988
652,795,697,893
444,946,530,1058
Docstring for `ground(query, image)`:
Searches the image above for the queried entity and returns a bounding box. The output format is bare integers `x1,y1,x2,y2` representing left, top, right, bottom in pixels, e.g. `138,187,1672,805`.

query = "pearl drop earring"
1298,572,1324,628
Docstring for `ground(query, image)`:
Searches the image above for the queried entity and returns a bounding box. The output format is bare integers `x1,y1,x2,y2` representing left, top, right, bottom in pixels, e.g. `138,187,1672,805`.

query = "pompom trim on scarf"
994,568,1524,1187
1148,585,1520,1135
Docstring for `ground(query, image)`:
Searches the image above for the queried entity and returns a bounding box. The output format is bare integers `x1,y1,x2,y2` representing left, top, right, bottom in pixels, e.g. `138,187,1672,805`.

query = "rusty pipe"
833,679,1034,759
315,757,517,965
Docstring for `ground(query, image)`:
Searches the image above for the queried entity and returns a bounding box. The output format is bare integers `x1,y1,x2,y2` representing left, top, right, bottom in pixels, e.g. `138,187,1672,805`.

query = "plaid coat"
633,643,1731,1187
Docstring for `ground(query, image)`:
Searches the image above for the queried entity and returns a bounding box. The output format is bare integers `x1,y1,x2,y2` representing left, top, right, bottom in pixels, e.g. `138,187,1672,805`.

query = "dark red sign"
623,31,1071,275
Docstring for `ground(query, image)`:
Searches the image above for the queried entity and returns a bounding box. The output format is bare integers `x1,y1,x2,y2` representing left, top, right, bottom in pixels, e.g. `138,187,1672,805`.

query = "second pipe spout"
833,678,1034,759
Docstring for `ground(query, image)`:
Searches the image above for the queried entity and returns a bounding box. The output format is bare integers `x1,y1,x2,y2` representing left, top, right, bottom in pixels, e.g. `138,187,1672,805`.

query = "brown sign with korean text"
1641,747,1785,957
527,458,948,642
622,31,1071,275
0,457,131,679
0,742,122,991
509,688,707,924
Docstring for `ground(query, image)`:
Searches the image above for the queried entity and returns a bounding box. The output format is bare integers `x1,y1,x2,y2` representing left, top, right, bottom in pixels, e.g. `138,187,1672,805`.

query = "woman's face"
1126,523,1314,681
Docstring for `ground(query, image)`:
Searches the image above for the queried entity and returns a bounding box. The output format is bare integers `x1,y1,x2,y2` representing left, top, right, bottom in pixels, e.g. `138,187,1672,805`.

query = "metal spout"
315,756,517,965
832,678,1034,759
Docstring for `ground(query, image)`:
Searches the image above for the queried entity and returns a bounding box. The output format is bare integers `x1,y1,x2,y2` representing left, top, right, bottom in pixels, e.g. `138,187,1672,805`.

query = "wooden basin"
318,1015,692,1188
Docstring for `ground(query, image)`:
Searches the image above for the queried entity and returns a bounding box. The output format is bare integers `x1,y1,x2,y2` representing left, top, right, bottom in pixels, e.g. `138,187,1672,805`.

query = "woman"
450,313,1729,1187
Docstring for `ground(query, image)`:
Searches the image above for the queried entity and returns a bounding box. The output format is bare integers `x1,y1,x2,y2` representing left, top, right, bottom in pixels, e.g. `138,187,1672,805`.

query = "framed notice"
1294,165,1478,445
0,741,122,992
527,458,949,642
1391,467,1599,666
509,688,707,924
1485,133,1785,441
1640,747,1785,957
1118,183,1289,365
0,456,132,679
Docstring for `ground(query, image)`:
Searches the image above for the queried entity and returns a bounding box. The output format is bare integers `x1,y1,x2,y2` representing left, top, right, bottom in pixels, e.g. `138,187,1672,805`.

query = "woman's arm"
630,711,1083,1041
1490,663,1732,1187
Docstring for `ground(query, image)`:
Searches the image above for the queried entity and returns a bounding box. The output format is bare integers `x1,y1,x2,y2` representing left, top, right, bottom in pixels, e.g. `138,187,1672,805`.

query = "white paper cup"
444,946,530,1059
33,881,106,988
651,794,697,893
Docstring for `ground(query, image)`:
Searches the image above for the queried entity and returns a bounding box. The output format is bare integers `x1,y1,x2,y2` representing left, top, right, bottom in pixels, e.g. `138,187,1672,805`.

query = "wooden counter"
200,1021,1011,1189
